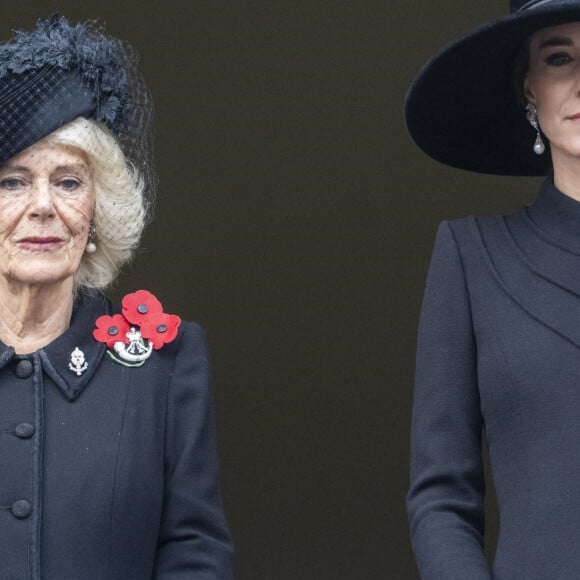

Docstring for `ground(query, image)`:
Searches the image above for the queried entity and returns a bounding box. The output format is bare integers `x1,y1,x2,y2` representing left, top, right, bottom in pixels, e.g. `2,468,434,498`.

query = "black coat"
408,179,580,578
0,289,233,579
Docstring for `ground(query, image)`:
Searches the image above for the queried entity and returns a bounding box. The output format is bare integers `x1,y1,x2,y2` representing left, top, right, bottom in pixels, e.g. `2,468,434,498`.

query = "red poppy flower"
140,312,181,350
122,290,163,326
93,314,131,348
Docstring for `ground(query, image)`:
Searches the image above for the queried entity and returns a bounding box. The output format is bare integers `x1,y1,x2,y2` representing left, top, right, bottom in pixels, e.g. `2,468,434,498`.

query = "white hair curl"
48,117,149,289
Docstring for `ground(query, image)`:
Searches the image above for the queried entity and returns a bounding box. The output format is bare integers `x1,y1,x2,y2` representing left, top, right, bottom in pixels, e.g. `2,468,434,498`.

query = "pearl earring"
525,103,545,155
86,223,97,253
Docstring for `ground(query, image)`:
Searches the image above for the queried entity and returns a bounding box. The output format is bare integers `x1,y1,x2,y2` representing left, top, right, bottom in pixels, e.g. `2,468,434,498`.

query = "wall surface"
0,2,543,578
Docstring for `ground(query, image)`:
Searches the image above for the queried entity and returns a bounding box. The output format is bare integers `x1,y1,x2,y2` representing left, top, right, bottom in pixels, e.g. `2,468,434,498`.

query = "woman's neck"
552,155,580,201
0,280,74,354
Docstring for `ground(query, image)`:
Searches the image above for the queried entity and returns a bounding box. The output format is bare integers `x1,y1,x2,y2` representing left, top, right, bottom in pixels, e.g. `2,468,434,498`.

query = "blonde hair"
48,118,149,289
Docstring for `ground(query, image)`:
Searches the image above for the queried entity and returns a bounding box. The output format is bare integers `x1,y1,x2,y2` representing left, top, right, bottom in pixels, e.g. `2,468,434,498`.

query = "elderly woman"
406,1,580,578
0,16,233,579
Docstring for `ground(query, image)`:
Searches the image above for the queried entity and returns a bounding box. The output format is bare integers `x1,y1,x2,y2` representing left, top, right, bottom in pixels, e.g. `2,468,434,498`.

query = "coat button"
12,500,31,519
15,359,33,378
14,423,35,439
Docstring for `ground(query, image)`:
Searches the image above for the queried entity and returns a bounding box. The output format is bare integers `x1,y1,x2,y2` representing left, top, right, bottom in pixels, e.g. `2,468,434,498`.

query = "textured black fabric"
409,179,580,578
0,66,95,166
0,289,233,579
0,15,136,135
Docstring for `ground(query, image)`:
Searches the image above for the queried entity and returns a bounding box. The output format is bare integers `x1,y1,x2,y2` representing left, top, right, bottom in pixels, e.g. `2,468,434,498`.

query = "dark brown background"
0,2,544,578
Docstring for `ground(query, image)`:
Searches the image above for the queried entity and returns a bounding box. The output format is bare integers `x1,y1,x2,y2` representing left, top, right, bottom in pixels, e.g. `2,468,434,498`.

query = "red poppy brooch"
93,290,181,367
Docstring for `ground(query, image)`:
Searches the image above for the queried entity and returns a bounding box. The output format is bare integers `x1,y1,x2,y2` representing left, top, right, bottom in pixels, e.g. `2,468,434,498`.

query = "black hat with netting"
0,15,155,210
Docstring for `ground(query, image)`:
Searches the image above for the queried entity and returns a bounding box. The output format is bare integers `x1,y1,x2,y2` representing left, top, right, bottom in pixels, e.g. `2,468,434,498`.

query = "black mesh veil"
0,66,95,164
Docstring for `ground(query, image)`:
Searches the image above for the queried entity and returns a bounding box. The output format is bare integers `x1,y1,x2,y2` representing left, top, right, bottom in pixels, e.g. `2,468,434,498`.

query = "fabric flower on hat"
0,16,135,133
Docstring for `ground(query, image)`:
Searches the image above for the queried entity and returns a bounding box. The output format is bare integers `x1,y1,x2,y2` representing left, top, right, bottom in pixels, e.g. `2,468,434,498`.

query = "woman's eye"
546,52,573,66
57,178,81,191
0,177,25,190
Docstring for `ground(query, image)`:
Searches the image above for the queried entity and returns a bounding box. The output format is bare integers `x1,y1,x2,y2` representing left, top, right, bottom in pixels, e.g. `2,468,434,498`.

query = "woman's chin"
3,263,76,288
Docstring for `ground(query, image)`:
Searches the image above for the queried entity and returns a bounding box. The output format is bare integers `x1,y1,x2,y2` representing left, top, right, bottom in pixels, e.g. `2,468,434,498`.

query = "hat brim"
405,5,580,176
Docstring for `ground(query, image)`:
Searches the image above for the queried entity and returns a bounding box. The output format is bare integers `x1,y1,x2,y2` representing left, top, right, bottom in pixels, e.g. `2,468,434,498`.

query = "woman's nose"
28,180,56,219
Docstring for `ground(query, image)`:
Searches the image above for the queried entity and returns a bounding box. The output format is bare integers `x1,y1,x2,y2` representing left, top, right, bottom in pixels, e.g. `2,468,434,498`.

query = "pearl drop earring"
86,223,97,253
525,103,545,155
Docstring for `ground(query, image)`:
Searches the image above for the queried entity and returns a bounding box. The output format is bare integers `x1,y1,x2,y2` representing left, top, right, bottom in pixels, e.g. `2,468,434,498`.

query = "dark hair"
513,38,531,106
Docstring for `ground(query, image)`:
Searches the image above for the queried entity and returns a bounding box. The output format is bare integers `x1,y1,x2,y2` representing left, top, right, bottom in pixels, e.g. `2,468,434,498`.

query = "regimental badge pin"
69,347,88,376
112,326,153,365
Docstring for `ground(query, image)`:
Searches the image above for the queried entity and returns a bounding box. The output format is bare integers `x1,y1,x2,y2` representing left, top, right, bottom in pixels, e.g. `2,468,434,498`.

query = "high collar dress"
0,288,233,579
408,178,580,579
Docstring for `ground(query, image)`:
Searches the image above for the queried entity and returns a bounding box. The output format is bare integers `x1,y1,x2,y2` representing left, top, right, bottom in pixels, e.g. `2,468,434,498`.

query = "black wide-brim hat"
405,0,580,176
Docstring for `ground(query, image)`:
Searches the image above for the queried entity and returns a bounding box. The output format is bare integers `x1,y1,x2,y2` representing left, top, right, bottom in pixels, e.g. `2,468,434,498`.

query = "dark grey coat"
409,179,580,578
0,289,233,579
